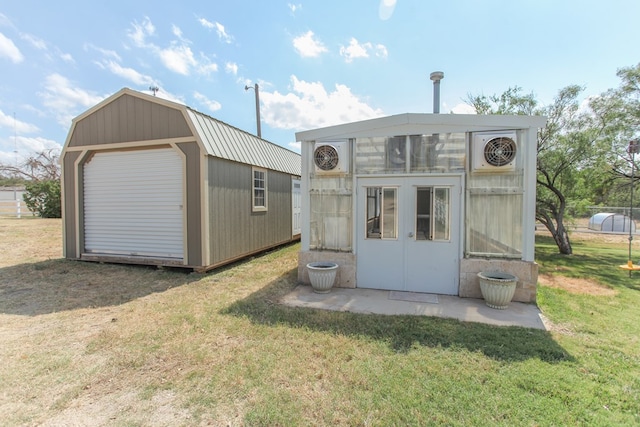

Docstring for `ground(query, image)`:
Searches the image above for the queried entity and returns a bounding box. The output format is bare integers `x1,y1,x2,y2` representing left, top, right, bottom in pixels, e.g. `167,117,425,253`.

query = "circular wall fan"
314,145,340,171
484,137,517,167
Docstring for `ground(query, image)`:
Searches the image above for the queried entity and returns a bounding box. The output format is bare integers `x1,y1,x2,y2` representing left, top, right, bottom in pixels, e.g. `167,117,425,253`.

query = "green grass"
1,219,640,425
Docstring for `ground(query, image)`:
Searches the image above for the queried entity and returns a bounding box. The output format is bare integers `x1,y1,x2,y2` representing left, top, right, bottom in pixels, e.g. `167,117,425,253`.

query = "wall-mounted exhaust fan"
472,132,517,172
313,141,349,174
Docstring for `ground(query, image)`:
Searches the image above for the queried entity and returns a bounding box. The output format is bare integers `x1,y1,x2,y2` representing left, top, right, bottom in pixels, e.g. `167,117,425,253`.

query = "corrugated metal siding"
208,157,292,264
83,149,184,259
188,109,301,177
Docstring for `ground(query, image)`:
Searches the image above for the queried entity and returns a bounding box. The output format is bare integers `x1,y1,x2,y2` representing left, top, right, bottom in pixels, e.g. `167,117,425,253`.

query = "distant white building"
0,186,26,201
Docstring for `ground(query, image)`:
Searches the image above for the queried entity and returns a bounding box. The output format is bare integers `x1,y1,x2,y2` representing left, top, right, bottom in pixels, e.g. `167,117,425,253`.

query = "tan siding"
177,142,203,266
68,94,192,147
208,157,293,265
62,151,81,258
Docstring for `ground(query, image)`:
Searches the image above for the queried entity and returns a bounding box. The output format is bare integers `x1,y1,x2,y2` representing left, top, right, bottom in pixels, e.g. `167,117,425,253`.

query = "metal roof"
187,108,301,177
295,113,547,141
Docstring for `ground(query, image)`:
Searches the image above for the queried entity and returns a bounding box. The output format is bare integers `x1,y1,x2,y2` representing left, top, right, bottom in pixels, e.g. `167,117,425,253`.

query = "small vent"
484,136,516,167
314,145,340,171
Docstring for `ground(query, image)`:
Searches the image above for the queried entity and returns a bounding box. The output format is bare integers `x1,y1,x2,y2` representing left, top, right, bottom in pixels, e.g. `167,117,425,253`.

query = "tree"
23,180,61,218
0,148,60,181
466,86,602,255
0,148,62,218
591,63,640,201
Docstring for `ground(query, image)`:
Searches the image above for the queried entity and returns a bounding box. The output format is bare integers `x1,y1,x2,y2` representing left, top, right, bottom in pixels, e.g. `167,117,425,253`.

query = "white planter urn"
477,271,518,310
306,262,338,294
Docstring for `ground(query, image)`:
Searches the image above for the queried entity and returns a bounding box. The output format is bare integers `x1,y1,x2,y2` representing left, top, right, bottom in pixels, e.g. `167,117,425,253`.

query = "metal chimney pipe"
430,71,444,114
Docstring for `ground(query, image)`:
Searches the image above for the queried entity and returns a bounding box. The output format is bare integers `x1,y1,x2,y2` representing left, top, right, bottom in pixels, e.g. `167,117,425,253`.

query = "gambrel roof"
63,88,301,177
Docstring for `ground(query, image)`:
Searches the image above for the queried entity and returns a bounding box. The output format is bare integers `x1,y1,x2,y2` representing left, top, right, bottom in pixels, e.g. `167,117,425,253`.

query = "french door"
356,176,461,294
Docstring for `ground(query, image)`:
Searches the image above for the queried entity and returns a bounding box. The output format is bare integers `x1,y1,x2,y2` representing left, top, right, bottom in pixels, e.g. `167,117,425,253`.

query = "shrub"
24,180,61,218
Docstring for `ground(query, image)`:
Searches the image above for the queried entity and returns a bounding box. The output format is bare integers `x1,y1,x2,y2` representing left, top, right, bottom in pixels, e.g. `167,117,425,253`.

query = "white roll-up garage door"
83,148,184,260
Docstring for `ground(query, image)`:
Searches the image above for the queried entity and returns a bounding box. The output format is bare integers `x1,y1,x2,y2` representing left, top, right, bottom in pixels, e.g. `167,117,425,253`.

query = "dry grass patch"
538,273,617,296
2,218,638,426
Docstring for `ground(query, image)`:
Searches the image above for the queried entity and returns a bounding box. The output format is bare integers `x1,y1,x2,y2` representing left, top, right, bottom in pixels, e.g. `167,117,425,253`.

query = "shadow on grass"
536,235,640,291
0,258,201,316
223,270,573,363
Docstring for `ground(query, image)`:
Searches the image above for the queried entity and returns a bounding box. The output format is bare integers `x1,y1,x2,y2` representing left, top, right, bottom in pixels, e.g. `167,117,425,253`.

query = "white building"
296,113,546,302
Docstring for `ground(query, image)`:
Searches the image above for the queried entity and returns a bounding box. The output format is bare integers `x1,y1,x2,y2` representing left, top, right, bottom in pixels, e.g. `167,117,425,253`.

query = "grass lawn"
0,218,638,426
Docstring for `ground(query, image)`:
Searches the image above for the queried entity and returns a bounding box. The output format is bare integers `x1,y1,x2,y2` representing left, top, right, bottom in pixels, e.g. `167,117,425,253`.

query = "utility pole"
244,83,261,138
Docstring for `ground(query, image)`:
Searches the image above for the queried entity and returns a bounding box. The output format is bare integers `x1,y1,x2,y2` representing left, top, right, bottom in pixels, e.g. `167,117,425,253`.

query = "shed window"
252,168,267,211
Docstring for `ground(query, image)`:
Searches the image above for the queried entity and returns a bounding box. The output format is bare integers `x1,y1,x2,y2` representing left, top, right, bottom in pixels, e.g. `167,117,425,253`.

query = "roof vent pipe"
430,71,444,114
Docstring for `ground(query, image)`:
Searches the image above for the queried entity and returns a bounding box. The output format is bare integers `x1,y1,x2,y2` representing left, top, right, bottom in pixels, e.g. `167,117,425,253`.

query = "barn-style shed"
61,88,301,271
296,113,546,303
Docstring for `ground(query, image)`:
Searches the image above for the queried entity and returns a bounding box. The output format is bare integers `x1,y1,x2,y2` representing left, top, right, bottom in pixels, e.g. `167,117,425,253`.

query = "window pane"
366,187,381,238
382,188,397,239
253,169,266,209
433,188,450,241
415,187,431,240
365,187,397,239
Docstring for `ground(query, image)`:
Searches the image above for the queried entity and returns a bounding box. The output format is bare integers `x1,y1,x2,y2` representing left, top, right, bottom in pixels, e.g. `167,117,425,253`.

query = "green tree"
591,63,640,207
466,85,603,255
23,180,61,218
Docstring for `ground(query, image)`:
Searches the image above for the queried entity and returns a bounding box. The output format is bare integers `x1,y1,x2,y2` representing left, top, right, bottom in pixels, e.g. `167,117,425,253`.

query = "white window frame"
252,167,267,212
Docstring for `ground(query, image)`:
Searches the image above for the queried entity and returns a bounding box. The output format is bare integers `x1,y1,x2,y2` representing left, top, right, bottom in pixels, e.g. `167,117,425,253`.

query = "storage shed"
588,213,636,233
61,88,301,271
296,113,546,303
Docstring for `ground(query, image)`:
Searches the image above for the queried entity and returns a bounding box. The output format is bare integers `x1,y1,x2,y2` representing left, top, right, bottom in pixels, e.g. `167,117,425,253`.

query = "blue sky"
0,0,637,165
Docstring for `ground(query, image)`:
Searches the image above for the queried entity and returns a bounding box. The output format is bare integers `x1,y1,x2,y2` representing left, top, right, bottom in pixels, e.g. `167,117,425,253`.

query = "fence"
0,200,35,218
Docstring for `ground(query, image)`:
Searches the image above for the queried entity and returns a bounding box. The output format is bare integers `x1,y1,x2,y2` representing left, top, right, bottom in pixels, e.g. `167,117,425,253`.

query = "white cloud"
260,75,384,130
16,136,61,156
20,33,46,50
0,110,39,133
153,88,185,105
193,91,222,112
159,44,197,75
293,31,327,58
59,52,74,63
199,18,233,44
172,25,183,39
339,38,388,63
0,135,62,165
449,103,477,114
128,17,155,47
379,0,397,20
225,62,238,75
288,3,302,14
214,22,233,44
127,17,217,76
0,13,12,27
340,38,369,62
39,73,105,126
0,32,24,63
98,60,154,85
288,141,301,152
84,43,122,61
375,44,388,59
198,17,215,29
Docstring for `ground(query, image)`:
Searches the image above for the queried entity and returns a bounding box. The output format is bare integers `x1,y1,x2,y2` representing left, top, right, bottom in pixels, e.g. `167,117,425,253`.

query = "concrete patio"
282,285,548,330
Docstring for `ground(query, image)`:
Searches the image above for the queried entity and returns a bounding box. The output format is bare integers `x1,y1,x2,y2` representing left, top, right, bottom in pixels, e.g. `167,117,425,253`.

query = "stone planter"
306,262,338,294
477,271,518,310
